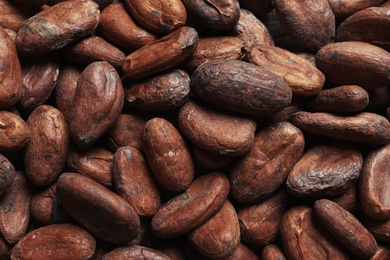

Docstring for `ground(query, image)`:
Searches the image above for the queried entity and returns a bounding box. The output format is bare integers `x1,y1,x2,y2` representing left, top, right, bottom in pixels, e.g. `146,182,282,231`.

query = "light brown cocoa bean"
273,0,335,52
124,69,190,111
68,147,113,188
97,2,158,52
286,142,363,197
178,101,256,157
69,61,124,148
360,144,390,220
314,199,378,259
143,117,194,193
62,36,126,68
19,55,60,111
191,59,292,116
292,111,390,144
11,224,96,260
113,146,160,217
0,111,29,152
0,171,31,245
24,105,69,186
247,44,325,96
188,200,240,258
57,172,140,244
0,26,22,109
121,26,198,80
152,172,230,238
16,0,100,56
230,122,304,203
280,206,349,260
124,0,186,34
316,41,390,89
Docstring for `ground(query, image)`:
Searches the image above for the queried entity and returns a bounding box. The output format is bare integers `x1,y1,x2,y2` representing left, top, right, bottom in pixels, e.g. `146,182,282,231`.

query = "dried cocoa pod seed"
336,7,390,52
273,0,335,52
360,144,390,220
247,44,325,96
0,155,15,196
362,216,390,243
0,27,22,109
239,0,273,18
182,36,244,73
30,183,71,225
280,206,349,260
0,111,29,152
331,182,360,213
97,2,158,52
305,85,369,113
292,111,390,144
182,0,240,30
16,0,100,57
0,0,41,31
124,69,190,111
178,101,256,157
54,65,81,121
11,223,96,260
69,61,124,148
191,59,292,116
230,122,304,203
24,105,69,186
188,200,240,258
102,245,170,260
12,0,48,7
121,26,198,80
329,0,385,18
191,145,234,170
62,36,126,68
113,146,160,217
371,245,390,260
238,190,288,246
314,199,378,259
231,9,274,50
287,142,363,197
316,41,390,89
68,147,113,188
143,117,194,193
261,244,286,260
106,113,148,152
57,172,140,244
0,171,31,244
19,55,60,111
124,0,186,34
152,172,230,238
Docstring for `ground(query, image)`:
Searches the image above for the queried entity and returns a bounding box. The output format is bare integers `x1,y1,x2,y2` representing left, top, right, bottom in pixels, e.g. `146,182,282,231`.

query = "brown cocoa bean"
11,223,96,260
102,245,170,260
178,101,256,157
292,111,390,144
69,61,124,148
261,244,286,260
331,182,360,213
113,146,160,217
286,142,363,197
316,41,390,89
0,155,15,197
24,105,69,186
56,172,140,244
16,0,100,56
191,59,292,116
329,0,385,18
191,145,234,170
188,200,240,258
143,118,194,193
230,122,304,203
121,26,198,80
0,0,41,31
314,199,378,259
0,111,29,152
124,69,190,111
360,144,390,220
151,172,230,238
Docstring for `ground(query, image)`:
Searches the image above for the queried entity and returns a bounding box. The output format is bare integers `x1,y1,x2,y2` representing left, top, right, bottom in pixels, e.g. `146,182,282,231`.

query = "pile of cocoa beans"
1,0,390,259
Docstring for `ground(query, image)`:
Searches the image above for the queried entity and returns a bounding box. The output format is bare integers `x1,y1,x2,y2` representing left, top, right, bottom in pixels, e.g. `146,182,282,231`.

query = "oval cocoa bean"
329,0,385,18
178,101,256,157
56,172,140,244
191,59,292,116
151,172,230,238
0,111,29,152
102,245,170,260
261,244,286,260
